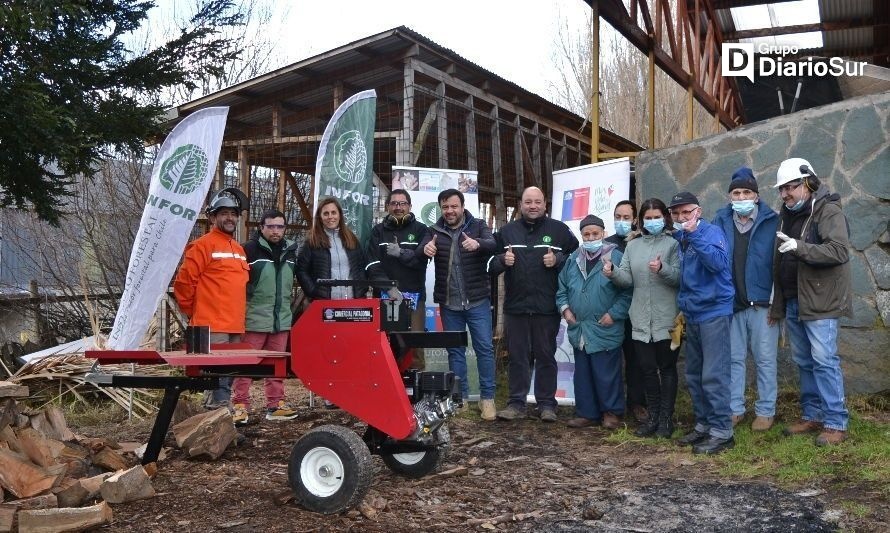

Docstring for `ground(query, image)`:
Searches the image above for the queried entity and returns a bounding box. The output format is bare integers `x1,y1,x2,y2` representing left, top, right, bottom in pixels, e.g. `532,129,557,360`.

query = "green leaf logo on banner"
158,144,208,195
421,202,441,225
334,130,368,184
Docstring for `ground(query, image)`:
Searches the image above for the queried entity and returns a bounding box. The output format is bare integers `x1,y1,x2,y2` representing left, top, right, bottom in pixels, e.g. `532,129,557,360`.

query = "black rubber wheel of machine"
380,424,450,479
288,424,374,514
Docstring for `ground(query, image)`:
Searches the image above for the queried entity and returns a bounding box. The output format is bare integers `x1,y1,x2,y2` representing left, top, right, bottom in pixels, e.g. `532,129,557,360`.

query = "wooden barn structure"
167,26,641,236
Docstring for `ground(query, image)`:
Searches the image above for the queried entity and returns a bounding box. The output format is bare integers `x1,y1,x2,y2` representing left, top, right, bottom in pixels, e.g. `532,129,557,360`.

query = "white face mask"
581,239,603,252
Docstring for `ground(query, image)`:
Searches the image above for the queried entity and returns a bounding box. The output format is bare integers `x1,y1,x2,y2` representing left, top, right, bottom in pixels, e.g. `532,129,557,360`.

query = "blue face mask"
643,219,665,235
788,198,806,212
581,239,603,252
614,220,632,236
731,200,755,216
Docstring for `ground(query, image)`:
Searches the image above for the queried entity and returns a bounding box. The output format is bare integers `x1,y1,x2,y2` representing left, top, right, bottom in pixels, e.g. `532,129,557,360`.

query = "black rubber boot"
655,370,677,439
634,385,661,438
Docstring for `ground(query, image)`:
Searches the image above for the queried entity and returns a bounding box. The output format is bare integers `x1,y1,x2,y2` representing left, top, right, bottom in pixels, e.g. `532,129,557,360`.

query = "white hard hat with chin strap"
775,158,816,188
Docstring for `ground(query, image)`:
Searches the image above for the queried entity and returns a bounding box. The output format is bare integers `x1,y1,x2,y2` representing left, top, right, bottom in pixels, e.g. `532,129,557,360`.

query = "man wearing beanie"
670,191,735,454
489,187,579,422
557,214,632,429
713,168,780,432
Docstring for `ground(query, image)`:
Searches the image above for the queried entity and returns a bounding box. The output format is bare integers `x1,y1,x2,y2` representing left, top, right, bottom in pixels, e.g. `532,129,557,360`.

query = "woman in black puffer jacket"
296,197,368,300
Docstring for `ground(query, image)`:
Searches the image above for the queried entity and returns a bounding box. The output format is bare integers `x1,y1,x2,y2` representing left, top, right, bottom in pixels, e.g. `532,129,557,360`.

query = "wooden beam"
223,131,399,148
531,122,542,190
238,145,250,239
398,62,415,166
724,20,887,41
412,101,439,166
465,96,477,171
285,172,313,223
701,0,802,9
591,1,600,162
491,106,505,227
513,116,524,192
407,58,592,147
436,81,448,168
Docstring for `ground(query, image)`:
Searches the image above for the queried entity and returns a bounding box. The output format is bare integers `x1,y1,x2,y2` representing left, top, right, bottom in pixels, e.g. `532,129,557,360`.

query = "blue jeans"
730,306,778,417
203,333,240,408
440,300,496,400
685,315,733,439
785,299,849,431
573,347,624,421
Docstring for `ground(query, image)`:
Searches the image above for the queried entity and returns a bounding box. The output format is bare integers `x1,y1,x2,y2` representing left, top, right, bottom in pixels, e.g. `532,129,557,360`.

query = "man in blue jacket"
713,168,779,432
670,192,735,454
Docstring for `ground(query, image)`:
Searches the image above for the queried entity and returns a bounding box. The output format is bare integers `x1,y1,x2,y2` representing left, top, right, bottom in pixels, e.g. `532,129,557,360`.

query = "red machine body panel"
291,299,417,440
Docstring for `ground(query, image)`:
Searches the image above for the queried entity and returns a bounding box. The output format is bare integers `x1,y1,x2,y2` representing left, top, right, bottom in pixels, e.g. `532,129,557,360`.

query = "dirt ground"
73,382,886,533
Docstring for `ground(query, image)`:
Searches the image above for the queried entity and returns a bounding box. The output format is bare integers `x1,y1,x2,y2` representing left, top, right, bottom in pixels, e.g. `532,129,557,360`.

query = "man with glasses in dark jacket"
366,189,429,368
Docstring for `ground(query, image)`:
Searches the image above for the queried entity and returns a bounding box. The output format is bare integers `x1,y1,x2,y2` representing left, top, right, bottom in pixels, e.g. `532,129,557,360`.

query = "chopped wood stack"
0,382,157,532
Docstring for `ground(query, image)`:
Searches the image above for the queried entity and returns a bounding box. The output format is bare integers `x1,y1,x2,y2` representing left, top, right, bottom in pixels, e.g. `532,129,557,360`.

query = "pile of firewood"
9,354,173,419
0,381,157,533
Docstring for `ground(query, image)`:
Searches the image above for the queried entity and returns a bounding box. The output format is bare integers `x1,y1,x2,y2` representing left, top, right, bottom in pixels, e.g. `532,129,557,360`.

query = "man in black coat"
366,189,429,368
488,187,579,422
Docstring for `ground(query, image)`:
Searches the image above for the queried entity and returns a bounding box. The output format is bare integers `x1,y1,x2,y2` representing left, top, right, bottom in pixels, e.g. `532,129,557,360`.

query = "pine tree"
0,0,243,224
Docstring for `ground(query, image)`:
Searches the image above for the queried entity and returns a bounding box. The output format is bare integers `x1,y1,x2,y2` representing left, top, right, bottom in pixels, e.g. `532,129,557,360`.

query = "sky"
150,0,592,104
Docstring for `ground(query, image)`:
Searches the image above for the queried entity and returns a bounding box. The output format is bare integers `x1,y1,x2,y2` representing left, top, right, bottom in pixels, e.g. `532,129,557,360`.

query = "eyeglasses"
263,224,285,230
389,201,410,207
778,181,802,193
670,207,699,217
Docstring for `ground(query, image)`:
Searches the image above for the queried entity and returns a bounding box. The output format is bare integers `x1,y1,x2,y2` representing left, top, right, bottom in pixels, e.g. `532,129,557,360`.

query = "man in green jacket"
770,158,851,446
232,209,300,426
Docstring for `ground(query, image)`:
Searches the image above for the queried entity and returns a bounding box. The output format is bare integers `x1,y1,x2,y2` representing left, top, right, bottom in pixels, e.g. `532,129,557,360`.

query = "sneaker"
783,419,823,436
731,414,744,427
751,416,774,432
540,408,558,423
266,401,299,421
815,429,847,446
496,405,526,421
233,403,249,427
602,412,621,430
479,399,496,421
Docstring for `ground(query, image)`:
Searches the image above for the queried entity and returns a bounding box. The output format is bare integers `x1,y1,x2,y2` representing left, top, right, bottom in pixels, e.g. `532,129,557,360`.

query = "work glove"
385,242,401,257
386,287,404,302
776,232,798,254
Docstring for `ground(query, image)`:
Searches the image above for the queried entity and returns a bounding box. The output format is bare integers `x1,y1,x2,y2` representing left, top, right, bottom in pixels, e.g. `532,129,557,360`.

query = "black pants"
505,313,561,410
634,339,679,416
623,321,646,408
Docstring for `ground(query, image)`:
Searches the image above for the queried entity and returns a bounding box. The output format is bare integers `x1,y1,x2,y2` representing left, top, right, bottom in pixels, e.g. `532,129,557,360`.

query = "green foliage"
0,0,243,224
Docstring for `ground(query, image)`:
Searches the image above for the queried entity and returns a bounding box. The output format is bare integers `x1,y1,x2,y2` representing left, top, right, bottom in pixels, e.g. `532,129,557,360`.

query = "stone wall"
636,92,890,394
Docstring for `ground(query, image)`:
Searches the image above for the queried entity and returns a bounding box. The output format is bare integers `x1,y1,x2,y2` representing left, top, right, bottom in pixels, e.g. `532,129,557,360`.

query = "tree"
0,0,244,225
550,7,722,150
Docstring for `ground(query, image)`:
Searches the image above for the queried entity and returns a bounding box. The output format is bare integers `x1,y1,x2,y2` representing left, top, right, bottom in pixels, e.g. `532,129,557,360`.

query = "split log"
0,382,28,399
42,407,75,442
76,437,119,452
0,449,59,499
0,506,14,533
1,493,57,511
0,426,21,454
16,429,65,468
171,407,236,460
0,399,19,430
17,501,112,533
53,473,111,508
91,447,128,472
99,465,155,504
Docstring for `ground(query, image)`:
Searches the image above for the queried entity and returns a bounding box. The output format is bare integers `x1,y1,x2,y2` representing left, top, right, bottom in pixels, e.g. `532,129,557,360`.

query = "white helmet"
775,158,815,188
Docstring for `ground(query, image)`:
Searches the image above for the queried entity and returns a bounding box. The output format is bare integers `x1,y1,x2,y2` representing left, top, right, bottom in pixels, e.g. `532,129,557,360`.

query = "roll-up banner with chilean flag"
107,107,229,350
313,90,377,241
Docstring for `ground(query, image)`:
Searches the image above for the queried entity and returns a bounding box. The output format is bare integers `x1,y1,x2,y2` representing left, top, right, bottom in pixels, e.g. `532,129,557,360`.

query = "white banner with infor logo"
107,107,229,350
